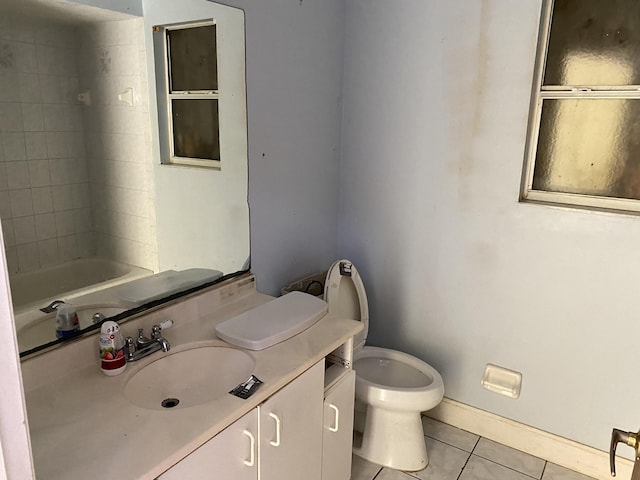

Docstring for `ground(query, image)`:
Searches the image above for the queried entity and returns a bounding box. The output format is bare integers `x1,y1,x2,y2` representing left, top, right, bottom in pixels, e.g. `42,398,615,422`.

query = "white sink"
17,304,126,352
123,346,255,410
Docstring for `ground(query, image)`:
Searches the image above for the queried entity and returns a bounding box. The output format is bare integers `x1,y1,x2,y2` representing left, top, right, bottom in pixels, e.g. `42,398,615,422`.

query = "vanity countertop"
21,277,362,479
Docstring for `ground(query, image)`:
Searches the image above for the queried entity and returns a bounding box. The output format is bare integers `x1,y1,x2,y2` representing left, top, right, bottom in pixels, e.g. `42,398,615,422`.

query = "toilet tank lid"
215,291,327,350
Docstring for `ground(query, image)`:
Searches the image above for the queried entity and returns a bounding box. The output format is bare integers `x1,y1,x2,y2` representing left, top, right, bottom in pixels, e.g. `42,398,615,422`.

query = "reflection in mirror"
0,0,249,356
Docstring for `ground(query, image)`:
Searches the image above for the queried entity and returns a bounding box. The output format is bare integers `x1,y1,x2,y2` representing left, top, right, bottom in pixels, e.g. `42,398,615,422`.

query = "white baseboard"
426,398,633,480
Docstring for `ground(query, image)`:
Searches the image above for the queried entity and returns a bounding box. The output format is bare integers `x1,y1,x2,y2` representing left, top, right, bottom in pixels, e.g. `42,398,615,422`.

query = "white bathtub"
10,257,153,315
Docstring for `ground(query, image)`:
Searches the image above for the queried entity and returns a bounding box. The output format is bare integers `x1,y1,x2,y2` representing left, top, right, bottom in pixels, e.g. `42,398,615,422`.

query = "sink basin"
123,346,255,410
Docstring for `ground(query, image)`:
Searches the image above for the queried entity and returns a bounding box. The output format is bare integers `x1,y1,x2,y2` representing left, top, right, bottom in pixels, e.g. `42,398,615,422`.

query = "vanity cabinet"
321,369,356,480
157,408,259,480
259,359,324,479
157,360,324,480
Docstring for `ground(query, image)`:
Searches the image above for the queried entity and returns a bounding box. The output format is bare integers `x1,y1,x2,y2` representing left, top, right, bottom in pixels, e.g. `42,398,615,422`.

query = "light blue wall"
216,0,345,296
339,0,640,453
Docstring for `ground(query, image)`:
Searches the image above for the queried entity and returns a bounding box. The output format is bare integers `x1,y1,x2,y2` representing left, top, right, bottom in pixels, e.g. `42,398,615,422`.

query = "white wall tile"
0,163,7,190
74,208,92,233
1,132,26,161
0,191,11,218
4,245,18,274
25,132,47,159
38,75,60,104
0,71,21,102
57,234,78,261
1,218,15,247
12,215,36,244
45,132,68,158
16,242,39,272
31,186,53,214
18,73,40,103
43,104,67,132
34,213,57,241
36,44,65,76
28,159,51,187
13,41,38,74
37,238,59,267
9,189,33,217
5,162,29,189
0,102,24,131
65,105,84,132
69,157,88,183
76,231,95,257
51,185,74,211
54,210,75,236
72,183,90,208
0,15,35,43
21,103,44,131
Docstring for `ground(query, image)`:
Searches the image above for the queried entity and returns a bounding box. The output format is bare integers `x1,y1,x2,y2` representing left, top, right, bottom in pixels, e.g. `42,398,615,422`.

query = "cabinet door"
259,360,324,480
158,408,258,480
322,369,356,480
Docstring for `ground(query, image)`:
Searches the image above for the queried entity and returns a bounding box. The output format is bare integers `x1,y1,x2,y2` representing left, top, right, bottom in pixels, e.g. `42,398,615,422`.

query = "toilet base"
353,406,428,472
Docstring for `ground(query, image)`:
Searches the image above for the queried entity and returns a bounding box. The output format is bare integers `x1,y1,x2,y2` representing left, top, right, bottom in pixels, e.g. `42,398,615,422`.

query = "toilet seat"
354,346,444,411
324,259,369,352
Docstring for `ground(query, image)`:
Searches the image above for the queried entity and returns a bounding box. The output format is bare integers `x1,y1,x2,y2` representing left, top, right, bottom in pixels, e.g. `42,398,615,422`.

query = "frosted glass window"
533,99,640,200
161,22,221,168
544,0,640,86
522,0,640,212
172,99,220,161
168,25,218,92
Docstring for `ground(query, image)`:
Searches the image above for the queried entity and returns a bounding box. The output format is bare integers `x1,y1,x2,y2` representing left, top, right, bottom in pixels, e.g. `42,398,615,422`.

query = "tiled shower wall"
0,15,92,275
0,14,157,276
78,19,157,272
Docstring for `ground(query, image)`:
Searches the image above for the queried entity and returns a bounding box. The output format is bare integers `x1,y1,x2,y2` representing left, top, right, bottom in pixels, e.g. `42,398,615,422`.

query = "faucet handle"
124,336,135,361
151,320,174,339
158,319,174,330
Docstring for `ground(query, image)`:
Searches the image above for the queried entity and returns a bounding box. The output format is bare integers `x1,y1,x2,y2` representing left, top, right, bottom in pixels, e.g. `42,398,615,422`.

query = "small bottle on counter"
99,321,126,376
55,304,79,339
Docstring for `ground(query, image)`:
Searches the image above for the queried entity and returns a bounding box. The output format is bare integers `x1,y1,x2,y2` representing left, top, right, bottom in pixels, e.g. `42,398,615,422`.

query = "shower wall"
0,14,156,276
78,19,157,272
0,16,91,275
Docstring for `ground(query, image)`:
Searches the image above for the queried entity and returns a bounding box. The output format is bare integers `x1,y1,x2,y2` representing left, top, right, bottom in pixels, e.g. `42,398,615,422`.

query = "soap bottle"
55,304,79,339
99,321,126,376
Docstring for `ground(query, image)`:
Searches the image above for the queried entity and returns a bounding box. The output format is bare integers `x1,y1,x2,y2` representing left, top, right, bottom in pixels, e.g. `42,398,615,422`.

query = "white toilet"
324,259,444,472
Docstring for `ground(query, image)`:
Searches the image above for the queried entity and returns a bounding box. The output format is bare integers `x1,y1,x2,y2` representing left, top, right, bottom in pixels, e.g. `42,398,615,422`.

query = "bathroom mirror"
0,0,250,356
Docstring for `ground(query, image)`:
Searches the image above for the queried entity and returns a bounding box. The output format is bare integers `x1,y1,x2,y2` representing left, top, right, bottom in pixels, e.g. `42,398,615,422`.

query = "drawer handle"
329,403,339,432
269,412,281,447
243,430,255,467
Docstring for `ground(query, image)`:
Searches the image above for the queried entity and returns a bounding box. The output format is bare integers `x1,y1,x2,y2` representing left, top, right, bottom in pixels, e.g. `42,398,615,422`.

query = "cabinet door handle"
269,412,281,447
243,430,255,467
328,403,340,432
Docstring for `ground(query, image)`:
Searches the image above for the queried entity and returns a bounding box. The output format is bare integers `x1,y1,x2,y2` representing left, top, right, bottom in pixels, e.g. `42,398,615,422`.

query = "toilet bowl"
324,260,444,472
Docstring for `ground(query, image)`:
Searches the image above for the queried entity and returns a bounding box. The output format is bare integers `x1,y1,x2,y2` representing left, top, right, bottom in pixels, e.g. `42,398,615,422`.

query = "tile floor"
351,416,598,480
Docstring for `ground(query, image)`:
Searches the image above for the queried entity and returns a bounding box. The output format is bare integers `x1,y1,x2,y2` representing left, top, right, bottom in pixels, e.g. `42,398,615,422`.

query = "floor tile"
422,416,480,452
459,455,537,480
473,438,545,478
542,462,597,480
411,437,472,480
376,468,422,480
351,454,383,480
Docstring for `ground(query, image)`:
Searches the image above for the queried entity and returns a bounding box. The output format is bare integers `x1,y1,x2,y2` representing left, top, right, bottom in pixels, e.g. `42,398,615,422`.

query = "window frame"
521,0,640,214
162,20,221,169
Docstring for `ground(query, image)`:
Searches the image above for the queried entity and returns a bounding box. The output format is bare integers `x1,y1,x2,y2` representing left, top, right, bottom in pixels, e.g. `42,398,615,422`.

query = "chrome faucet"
40,300,66,313
125,323,171,362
